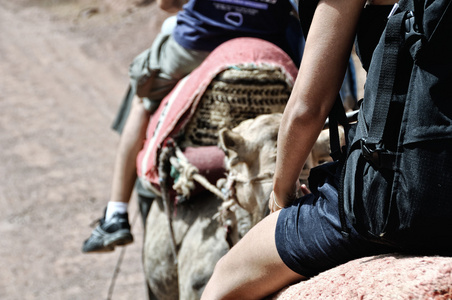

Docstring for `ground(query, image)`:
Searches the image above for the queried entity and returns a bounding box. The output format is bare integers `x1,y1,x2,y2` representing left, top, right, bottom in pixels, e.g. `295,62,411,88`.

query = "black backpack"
333,0,452,254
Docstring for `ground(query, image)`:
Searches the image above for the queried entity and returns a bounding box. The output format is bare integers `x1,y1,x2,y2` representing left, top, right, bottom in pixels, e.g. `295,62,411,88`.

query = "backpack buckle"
405,11,422,41
360,139,385,168
404,11,426,59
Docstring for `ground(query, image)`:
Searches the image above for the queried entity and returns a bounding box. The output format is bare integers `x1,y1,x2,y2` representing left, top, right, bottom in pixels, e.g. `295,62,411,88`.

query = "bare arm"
157,0,187,13
272,0,366,208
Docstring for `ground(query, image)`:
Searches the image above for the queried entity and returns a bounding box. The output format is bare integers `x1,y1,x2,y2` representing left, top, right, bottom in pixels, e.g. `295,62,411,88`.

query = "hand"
300,184,311,196
157,0,187,13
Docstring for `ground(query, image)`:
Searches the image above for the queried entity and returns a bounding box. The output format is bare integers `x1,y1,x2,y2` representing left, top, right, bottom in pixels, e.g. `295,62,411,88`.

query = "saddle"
136,37,298,200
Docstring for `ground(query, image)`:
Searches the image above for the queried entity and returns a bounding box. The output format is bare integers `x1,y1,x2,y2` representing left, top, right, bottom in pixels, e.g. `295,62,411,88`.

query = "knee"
201,256,229,300
130,97,150,117
202,255,246,300
122,99,151,132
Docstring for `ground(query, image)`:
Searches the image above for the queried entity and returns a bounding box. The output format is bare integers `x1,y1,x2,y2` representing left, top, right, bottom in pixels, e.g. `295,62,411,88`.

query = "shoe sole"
83,230,133,253
104,230,134,248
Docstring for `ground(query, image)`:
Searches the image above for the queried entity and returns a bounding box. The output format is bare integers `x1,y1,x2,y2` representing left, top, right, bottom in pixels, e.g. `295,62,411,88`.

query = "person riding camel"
82,0,302,253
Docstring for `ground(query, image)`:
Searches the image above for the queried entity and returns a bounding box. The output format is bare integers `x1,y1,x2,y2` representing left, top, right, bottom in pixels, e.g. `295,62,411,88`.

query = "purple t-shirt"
173,0,293,52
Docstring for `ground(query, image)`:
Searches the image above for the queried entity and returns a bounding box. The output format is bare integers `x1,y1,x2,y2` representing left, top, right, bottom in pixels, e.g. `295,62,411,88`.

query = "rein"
214,169,274,248
220,169,274,212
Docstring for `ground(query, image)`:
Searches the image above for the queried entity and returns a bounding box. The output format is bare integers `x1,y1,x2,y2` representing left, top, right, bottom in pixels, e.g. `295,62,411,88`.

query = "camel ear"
219,128,244,152
219,128,246,166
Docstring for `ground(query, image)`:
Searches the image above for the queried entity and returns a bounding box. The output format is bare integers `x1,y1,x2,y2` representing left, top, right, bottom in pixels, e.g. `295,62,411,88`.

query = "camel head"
218,113,281,226
218,113,344,231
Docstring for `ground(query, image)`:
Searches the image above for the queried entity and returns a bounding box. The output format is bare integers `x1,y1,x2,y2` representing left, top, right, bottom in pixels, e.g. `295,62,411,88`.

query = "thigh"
120,97,151,141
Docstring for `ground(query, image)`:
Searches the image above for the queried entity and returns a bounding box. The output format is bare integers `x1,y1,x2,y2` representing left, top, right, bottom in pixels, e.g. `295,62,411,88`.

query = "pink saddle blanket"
136,37,298,195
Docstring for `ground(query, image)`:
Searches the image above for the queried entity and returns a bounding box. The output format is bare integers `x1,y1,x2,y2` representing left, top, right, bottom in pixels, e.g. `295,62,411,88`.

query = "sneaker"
82,212,134,253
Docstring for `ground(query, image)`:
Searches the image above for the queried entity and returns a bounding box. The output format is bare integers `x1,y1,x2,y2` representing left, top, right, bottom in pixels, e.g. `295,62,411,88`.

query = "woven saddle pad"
180,64,292,147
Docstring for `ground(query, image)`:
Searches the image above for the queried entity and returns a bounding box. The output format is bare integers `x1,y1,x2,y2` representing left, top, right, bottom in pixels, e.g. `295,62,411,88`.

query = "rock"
274,254,452,299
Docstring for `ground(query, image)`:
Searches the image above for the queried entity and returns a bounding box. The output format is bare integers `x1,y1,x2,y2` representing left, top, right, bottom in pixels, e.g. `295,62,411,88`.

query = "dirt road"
0,1,171,299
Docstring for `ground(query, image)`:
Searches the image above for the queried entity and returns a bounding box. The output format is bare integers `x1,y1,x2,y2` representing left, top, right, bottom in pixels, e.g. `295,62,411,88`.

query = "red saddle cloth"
136,37,298,195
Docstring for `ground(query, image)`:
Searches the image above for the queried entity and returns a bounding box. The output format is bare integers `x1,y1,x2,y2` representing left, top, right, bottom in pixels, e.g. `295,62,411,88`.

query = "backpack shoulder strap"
364,11,407,146
328,96,350,161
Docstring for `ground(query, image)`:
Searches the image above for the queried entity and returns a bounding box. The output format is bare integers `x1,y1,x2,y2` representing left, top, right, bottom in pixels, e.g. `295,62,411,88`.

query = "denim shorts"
275,172,395,277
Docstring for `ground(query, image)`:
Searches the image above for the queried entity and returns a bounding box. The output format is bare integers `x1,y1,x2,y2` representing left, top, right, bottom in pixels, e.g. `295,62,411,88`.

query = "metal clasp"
360,139,385,168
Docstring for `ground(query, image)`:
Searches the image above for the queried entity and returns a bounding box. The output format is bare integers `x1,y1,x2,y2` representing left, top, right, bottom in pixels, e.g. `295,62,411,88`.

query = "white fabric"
105,201,128,221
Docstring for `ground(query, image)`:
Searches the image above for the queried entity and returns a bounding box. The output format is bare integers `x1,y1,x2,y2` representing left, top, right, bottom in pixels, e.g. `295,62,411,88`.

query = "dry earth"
0,1,367,299
0,0,172,299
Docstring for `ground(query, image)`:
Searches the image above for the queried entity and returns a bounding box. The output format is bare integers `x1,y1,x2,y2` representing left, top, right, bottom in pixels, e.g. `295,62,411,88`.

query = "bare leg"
82,97,150,253
201,211,305,300
110,97,151,204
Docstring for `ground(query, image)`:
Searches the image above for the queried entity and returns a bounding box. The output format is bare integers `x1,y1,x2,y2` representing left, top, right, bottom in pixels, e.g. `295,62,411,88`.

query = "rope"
169,146,276,249
106,204,140,300
171,147,227,201
159,146,179,265
192,173,226,200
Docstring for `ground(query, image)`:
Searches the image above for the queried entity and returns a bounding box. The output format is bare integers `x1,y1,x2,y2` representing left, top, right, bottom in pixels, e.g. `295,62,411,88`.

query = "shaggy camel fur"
218,113,335,221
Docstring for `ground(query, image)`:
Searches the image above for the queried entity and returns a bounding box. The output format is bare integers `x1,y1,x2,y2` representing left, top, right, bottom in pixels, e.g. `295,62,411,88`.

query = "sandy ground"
0,1,172,299
0,1,367,299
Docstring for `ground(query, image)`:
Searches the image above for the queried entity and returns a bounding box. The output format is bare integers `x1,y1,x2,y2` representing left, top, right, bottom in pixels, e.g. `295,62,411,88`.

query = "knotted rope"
170,147,227,201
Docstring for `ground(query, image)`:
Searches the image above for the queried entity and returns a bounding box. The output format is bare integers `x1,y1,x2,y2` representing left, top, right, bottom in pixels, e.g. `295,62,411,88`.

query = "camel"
139,38,298,299
142,191,229,300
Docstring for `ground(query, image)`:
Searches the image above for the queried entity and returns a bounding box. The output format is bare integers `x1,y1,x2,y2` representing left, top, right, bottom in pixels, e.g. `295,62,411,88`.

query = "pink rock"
273,254,452,299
